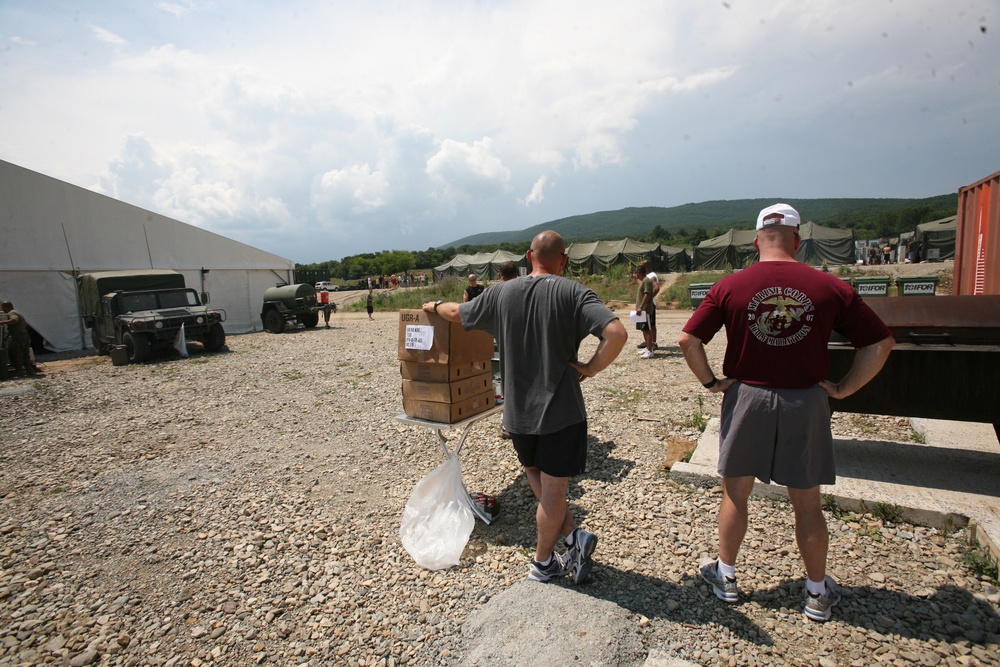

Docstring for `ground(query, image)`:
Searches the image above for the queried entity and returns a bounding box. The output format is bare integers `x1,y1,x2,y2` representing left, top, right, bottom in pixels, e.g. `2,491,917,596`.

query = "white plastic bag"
173,323,189,358
399,456,475,570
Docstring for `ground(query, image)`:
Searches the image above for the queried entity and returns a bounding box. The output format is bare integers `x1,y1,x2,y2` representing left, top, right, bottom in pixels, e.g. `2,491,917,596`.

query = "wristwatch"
433,300,443,313
703,377,719,389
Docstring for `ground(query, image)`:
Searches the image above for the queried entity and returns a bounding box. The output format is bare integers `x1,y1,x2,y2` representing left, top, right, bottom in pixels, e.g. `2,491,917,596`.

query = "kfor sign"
899,280,937,296
855,281,890,296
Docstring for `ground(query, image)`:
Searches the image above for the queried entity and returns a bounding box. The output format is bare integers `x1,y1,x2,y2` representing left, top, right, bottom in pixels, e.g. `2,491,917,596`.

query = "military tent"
692,229,758,270
917,215,957,261
0,160,296,353
432,250,529,281
565,238,666,275
794,222,856,267
658,245,692,273
693,222,855,270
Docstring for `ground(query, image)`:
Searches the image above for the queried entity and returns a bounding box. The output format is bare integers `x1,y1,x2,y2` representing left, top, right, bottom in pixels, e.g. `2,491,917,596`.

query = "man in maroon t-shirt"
678,203,894,623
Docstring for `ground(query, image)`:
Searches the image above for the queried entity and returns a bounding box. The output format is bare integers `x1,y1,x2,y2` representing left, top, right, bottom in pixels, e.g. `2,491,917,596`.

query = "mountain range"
442,195,957,247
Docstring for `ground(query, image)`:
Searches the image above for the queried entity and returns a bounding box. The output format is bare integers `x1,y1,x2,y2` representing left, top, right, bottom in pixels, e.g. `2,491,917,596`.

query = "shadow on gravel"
753,580,999,645
650,343,683,357
573,565,774,647
481,436,637,551
583,437,637,486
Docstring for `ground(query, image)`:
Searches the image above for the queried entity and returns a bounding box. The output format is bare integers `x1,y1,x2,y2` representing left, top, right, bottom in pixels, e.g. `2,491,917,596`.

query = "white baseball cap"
756,203,801,230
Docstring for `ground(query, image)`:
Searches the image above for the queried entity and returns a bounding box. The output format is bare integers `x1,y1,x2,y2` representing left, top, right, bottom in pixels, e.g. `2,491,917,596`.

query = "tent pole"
62,223,87,351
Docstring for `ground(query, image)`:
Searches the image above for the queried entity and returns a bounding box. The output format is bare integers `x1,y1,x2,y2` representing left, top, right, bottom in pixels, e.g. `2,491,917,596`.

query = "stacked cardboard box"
398,309,496,423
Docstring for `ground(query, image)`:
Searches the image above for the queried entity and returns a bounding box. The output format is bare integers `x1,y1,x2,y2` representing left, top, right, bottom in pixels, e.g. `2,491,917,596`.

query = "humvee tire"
123,331,151,363
204,322,226,351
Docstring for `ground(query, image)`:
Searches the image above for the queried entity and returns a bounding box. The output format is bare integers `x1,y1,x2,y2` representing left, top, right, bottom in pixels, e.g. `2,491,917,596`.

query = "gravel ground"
2,289,998,666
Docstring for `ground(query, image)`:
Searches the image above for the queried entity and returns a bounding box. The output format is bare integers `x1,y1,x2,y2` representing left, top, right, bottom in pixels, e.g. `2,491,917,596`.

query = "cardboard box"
399,359,491,383
402,374,493,403
402,392,496,424
397,309,494,365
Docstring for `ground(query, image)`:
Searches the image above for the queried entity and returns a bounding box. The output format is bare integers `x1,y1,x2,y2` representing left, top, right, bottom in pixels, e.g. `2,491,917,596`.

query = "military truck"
79,270,227,363
260,283,321,333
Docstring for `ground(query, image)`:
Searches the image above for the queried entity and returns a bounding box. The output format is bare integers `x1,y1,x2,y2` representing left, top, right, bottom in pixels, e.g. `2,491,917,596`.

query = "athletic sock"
806,577,827,597
564,530,575,547
717,559,736,580
536,555,551,567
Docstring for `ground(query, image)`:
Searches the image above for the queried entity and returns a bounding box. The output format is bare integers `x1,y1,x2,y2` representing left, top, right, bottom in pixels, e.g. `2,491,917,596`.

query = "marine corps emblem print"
746,286,815,347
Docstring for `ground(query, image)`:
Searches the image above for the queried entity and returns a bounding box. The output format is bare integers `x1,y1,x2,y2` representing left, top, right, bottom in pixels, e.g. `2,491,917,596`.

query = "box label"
690,288,711,300
404,324,434,350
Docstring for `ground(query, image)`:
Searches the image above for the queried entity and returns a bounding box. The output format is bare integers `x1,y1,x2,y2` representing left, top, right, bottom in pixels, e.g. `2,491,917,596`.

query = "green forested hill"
444,195,957,247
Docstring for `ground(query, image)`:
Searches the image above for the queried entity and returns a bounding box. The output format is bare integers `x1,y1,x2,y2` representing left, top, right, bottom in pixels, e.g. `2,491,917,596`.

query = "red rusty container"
954,169,1000,295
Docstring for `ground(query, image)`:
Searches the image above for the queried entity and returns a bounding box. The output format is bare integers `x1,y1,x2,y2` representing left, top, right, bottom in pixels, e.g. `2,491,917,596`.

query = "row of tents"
431,240,691,281
432,217,958,279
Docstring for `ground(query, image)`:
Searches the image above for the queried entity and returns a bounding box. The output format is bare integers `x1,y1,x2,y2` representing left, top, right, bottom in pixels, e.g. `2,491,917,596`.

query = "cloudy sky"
1,1,996,264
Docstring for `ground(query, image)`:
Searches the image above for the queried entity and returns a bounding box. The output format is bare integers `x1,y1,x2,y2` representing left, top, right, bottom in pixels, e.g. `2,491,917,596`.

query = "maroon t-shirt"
683,261,891,388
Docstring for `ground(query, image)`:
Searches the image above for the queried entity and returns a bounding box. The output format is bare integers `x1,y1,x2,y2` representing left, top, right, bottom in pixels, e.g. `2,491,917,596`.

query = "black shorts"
510,420,588,478
635,308,655,331
366,305,373,314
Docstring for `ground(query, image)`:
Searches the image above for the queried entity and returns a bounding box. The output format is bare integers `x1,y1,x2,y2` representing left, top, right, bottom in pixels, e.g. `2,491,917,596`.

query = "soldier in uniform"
1,301,36,377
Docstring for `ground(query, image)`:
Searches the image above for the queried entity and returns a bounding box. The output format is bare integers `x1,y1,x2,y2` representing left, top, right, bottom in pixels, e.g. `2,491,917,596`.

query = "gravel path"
2,301,997,666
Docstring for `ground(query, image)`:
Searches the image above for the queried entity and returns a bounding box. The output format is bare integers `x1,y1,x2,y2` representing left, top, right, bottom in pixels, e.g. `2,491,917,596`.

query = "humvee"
78,270,227,363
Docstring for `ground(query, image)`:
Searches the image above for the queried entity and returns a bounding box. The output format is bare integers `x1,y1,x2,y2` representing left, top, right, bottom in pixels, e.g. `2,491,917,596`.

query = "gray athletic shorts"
718,382,834,488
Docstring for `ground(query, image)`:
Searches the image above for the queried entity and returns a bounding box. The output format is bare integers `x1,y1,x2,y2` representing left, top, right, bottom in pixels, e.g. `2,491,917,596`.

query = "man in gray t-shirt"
424,231,626,585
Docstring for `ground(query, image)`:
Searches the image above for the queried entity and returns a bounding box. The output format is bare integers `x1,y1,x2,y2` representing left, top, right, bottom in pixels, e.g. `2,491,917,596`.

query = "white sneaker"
641,349,654,359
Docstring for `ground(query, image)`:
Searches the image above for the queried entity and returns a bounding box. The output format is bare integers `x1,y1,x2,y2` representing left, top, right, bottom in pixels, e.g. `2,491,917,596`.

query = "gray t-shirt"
459,275,618,434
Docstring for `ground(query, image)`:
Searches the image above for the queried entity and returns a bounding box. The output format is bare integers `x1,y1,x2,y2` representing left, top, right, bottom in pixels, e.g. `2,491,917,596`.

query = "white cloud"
89,25,128,49
520,175,549,207
426,137,512,202
99,133,295,235
316,164,388,214
157,2,194,19
670,66,741,93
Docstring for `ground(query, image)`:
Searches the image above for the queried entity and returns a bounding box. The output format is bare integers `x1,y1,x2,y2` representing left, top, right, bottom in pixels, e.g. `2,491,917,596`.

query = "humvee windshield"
159,290,200,308
122,293,159,312
121,290,199,312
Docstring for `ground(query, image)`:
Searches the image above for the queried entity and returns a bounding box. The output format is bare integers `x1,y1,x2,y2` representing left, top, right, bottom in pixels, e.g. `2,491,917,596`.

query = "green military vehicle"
79,270,227,363
260,283,321,333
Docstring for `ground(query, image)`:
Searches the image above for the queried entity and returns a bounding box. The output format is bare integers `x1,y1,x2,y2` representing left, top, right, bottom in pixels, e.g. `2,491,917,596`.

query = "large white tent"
1,160,295,353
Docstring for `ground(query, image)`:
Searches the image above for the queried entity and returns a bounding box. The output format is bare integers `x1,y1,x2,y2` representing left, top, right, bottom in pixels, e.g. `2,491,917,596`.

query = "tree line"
296,243,529,279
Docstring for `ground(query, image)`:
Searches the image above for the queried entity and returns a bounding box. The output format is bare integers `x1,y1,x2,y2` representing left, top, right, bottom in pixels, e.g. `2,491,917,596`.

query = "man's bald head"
529,231,566,263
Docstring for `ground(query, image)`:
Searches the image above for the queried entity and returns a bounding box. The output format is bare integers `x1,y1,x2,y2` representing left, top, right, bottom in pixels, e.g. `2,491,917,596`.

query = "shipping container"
954,169,1000,296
